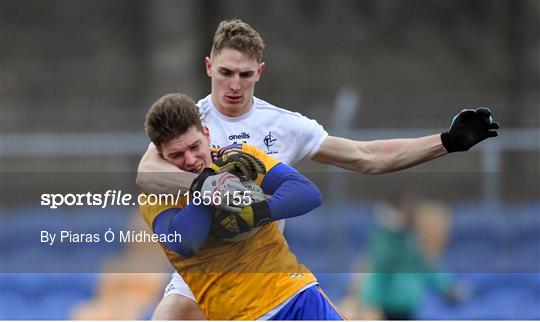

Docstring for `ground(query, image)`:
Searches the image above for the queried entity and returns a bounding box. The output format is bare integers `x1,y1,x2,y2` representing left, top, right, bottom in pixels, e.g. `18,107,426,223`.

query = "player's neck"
211,96,253,118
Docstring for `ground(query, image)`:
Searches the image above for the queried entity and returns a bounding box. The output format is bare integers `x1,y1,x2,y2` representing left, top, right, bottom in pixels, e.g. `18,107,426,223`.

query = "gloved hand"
189,167,249,207
211,151,266,181
210,178,271,240
189,152,267,211
441,107,499,152
211,200,272,240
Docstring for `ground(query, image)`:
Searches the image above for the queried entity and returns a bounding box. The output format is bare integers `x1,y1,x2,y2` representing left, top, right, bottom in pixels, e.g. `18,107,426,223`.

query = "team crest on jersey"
263,131,278,155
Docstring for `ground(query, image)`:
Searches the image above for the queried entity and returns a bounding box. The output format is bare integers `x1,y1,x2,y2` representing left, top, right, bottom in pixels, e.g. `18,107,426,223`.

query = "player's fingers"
235,159,259,180
214,163,238,174
475,107,492,117
218,204,242,213
247,155,266,174
458,110,476,118
221,151,241,162
486,130,498,138
234,162,253,179
246,191,268,204
489,122,500,130
231,153,265,171
474,108,496,128
240,155,266,175
224,179,250,192
452,109,475,125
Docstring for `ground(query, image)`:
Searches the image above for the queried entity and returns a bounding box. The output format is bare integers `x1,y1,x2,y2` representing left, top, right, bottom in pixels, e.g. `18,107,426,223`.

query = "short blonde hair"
210,19,265,62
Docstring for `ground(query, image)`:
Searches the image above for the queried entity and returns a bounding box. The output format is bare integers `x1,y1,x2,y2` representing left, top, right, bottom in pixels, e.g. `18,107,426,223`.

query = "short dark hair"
144,93,203,148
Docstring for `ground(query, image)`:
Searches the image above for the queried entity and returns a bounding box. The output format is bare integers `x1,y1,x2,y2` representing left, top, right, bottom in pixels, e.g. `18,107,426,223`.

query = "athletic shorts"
163,272,197,302
267,285,345,320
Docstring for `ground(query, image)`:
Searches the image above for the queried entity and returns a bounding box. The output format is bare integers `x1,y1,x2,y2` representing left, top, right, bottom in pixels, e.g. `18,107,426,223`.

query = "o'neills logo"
228,132,250,140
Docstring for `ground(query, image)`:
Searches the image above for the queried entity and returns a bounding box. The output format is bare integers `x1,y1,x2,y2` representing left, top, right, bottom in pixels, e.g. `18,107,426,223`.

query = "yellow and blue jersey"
140,143,318,320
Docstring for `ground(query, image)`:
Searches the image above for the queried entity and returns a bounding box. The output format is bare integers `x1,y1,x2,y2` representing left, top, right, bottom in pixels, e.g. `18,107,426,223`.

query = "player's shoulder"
196,95,212,119
240,142,265,155
240,143,280,172
217,142,265,159
253,97,314,121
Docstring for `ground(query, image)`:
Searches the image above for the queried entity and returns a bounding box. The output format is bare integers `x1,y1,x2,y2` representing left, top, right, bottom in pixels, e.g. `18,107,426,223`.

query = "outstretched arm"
136,143,197,194
314,134,446,175
313,108,499,174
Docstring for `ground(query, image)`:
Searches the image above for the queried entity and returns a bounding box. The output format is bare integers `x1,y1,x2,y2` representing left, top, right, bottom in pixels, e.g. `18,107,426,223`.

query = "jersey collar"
209,95,256,122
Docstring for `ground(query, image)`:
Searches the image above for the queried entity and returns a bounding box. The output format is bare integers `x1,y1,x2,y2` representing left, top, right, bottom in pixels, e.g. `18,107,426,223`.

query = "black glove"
211,201,272,240
441,107,499,153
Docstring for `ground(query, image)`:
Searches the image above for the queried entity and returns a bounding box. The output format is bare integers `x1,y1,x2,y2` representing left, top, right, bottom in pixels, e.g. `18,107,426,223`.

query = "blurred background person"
359,193,461,320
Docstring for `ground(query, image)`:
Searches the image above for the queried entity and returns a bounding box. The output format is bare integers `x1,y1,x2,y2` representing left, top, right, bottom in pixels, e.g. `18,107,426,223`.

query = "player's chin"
184,163,204,173
195,163,205,173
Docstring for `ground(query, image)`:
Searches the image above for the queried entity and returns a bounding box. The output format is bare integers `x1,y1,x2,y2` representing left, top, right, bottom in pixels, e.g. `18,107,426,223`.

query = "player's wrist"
440,132,456,153
248,200,272,228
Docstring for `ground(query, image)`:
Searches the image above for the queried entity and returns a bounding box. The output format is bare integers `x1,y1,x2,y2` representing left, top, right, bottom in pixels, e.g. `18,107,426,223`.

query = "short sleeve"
292,115,328,162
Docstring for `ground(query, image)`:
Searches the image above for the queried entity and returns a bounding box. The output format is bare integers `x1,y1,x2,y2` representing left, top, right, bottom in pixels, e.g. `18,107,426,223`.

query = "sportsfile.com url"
40,190,253,209
40,190,184,209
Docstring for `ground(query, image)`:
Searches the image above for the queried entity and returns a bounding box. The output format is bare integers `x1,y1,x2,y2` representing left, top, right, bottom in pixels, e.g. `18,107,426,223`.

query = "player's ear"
256,62,265,81
205,57,213,77
203,126,210,142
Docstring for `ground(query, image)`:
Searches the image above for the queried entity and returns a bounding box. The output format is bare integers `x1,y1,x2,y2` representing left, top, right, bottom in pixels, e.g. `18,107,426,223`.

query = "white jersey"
164,95,328,306
197,94,328,165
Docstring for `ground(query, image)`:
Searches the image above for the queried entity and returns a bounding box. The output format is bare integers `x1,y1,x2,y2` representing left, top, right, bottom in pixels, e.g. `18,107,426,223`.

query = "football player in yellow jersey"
141,93,345,320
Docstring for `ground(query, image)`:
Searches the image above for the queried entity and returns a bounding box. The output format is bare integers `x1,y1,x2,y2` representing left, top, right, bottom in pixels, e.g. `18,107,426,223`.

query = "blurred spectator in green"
359,193,461,320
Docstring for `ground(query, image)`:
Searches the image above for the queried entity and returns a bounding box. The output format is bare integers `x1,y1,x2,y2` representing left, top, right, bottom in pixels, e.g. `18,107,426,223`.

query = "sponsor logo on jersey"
289,273,304,278
220,216,240,233
263,131,278,155
228,132,251,141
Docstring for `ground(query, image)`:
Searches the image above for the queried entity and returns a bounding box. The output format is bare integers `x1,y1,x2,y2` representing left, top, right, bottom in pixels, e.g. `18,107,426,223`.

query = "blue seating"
0,273,99,319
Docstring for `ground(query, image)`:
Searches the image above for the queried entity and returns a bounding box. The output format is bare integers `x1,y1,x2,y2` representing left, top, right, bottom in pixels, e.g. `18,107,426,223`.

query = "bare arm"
135,143,197,194
312,134,447,175
313,108,499,174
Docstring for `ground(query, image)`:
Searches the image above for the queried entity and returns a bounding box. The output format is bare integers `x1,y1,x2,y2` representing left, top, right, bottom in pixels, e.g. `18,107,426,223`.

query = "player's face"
205,48,265,117
159,126,212,173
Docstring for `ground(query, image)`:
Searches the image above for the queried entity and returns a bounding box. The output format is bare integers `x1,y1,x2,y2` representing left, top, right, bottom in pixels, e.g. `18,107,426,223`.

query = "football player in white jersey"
136,19,499,320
